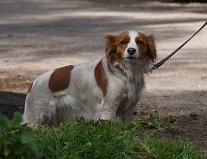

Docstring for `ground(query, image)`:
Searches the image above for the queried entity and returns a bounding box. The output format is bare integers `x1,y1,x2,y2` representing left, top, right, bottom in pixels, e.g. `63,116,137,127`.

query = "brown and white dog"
23,31,157,126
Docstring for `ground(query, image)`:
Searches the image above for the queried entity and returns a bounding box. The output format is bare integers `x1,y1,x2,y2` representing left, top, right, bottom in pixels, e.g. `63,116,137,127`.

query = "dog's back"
23,60,103,126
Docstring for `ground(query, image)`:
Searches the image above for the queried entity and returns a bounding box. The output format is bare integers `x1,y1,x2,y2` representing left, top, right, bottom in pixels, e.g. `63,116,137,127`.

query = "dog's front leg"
95,99,118,121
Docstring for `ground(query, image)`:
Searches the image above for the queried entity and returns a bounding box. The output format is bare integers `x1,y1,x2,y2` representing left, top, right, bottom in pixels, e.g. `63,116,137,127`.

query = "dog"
23,31,157,126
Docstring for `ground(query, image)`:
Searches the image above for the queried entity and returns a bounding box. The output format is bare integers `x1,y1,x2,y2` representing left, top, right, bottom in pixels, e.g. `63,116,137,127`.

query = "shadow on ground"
0,92,25,119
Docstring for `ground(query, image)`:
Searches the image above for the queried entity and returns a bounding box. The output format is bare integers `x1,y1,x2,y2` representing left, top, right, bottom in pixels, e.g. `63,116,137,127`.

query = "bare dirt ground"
0,0,207,148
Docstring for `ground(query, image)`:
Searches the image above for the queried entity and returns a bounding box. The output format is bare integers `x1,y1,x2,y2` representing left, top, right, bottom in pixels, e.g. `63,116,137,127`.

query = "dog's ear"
147,35,157,62
104,34,117,63
104,34,116,51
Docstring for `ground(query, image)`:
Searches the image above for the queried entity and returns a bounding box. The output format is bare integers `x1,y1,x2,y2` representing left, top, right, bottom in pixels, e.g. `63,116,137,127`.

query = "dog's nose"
127,48,136,55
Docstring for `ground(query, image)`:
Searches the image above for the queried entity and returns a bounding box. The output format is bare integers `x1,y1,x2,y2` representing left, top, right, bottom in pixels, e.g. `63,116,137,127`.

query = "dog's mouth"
127,57,136,59
124,56,138,62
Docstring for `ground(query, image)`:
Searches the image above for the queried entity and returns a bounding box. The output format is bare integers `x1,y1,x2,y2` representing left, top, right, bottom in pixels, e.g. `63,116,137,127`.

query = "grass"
0,113,40,159
0,112,206,159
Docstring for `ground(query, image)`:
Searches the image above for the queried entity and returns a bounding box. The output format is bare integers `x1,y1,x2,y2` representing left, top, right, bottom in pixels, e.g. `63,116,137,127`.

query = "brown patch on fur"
27,82,33,93
137,32,157,61
94,60,108,97
49,65,74,93
104,32,130,64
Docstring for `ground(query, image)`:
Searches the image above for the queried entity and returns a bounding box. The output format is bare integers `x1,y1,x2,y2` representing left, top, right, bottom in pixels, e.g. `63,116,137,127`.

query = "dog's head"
104,31,157,64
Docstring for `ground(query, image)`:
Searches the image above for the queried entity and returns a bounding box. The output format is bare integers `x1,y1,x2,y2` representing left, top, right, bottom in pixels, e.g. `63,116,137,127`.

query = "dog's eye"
137,39,145,46
120,40,128,45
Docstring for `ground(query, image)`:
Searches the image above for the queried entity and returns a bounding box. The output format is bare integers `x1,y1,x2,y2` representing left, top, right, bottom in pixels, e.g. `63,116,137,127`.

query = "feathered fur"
23,31,157,126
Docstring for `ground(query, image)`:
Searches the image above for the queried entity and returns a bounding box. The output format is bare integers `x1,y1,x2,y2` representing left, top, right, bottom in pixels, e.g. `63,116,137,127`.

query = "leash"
151,20,207,71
